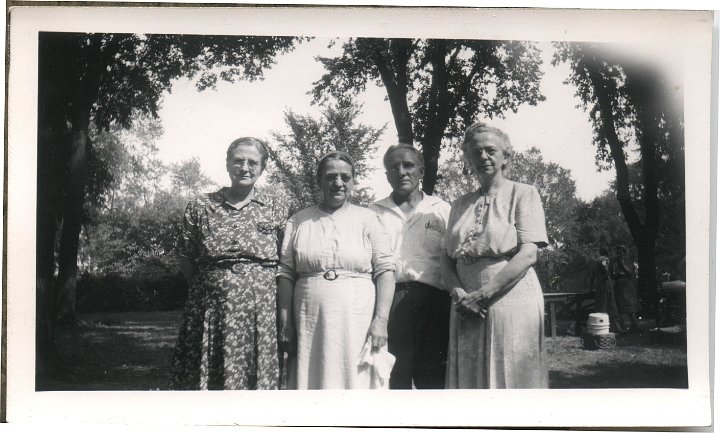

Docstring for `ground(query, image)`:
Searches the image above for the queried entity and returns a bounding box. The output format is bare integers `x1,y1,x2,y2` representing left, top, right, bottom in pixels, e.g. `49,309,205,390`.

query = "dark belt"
198,258,278,274
395,281,441,292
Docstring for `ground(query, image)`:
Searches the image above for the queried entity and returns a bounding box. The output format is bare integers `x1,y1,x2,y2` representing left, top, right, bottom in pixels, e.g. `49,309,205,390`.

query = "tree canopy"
311,38,545,193
552,42,684,310
36,32,301,375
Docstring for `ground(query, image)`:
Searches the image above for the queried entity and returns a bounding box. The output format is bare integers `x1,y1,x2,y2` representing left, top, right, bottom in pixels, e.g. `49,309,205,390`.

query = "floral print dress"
170,187,288,390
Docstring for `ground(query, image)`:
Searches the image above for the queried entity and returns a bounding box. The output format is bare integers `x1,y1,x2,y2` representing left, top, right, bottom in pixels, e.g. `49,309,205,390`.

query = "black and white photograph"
4,4,714,428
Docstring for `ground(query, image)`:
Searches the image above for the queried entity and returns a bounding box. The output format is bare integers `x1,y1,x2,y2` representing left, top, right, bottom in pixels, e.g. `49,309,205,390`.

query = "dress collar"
317,200,351,216
207,187,267,211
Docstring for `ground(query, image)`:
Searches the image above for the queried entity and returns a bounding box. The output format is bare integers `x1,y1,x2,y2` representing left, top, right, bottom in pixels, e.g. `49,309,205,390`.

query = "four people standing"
172,124,552,391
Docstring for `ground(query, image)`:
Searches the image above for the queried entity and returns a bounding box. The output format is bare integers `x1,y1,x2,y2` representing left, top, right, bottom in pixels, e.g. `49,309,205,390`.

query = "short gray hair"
461,122,513,170
382,143,424,170
226,137,269,170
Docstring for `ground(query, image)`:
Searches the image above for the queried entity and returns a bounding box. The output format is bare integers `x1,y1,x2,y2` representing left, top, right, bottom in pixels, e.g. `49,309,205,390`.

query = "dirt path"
37,311,687,390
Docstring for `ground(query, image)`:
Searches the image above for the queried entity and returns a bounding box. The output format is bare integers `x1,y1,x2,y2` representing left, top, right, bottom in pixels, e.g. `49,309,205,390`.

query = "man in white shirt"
369,143,451,389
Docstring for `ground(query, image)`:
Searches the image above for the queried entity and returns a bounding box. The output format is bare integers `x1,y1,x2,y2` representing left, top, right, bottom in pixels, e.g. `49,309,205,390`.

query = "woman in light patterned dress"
276,151,396,389
441,123,549,389
170,137,288,390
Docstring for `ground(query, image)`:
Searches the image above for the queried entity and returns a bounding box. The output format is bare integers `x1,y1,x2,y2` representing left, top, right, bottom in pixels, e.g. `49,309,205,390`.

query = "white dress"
277,203,394,389
444,181,549,389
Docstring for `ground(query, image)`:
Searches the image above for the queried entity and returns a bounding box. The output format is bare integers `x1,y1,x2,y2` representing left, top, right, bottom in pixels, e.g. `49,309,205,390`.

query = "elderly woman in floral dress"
170,137,288,390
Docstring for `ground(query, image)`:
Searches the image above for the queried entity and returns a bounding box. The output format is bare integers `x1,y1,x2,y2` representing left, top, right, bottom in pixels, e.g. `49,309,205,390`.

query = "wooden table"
543,292,595,337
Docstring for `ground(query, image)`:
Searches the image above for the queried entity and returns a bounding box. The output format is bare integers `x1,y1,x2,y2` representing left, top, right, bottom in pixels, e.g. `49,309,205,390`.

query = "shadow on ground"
37,311,182,391
550,361,687,388
546,319,688,389
37,312,689,390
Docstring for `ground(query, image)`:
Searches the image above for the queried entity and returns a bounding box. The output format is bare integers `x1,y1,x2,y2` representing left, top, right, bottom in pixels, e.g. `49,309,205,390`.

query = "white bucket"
588,313,609,326
586,313,610,335
586,324,610,335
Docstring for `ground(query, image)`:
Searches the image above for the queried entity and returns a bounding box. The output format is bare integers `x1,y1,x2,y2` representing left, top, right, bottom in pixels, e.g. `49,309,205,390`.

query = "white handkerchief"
357,338,396,389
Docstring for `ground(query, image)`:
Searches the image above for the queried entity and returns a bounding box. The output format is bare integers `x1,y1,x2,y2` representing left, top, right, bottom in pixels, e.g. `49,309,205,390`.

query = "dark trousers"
388,281,451,389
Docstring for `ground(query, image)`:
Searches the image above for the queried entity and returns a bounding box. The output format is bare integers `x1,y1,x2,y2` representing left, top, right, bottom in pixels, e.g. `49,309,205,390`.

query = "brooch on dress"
256,221,275,235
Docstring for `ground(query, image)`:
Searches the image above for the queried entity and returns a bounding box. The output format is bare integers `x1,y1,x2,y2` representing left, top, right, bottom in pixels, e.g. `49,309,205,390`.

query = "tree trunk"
54,116,90,325
585,49,663,319
420,40,452,195
36,34,74,375
624,66,662,316
372,39,413,144
583,53,652,313
53,35,104,325
420,135,442,195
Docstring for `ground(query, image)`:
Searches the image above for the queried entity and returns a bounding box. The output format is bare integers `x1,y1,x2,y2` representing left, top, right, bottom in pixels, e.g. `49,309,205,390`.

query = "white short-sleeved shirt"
370,192,451,290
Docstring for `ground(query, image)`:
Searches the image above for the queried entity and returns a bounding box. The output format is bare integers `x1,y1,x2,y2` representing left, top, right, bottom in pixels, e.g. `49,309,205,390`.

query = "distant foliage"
267,99,384,213
79,114,217,310
553,42,685,306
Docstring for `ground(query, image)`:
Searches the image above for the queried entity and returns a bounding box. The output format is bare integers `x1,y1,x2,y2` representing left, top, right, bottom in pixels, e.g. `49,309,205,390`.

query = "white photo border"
5,5,714,427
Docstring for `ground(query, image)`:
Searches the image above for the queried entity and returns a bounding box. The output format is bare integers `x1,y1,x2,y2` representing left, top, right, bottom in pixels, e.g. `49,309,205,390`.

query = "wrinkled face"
463,132,508,179
385,148,424,196
319,159,354,209
226,144,263,188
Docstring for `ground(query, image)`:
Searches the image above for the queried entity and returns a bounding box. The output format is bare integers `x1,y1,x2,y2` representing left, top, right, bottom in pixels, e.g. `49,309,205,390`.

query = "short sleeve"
515,186,549,248
177,199,200,259
276,217,298,282
367,213,395,280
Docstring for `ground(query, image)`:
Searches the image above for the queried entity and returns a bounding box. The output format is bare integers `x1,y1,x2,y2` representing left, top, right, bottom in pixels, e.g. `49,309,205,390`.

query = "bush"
77,269,188,313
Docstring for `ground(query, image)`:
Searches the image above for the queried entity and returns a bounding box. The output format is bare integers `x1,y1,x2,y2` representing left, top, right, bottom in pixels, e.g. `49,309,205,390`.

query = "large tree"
37,32,299,375
266,100,385,212
311,38,545,194
552,42,684,314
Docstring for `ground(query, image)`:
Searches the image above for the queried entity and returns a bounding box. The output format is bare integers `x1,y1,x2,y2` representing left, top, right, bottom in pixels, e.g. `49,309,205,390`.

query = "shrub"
76,267,188,313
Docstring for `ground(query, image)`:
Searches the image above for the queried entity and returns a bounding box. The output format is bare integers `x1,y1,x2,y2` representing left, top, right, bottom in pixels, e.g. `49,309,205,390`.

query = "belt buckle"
231,263,245,274
323,269,338,281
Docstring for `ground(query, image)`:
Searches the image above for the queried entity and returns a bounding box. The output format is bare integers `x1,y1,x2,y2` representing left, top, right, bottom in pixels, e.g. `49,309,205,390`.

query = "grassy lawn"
38,311,687,391
546,327,687,388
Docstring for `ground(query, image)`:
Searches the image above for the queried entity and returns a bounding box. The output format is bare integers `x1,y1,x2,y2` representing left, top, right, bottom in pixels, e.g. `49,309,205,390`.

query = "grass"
37,311,688,391
546,325,687,388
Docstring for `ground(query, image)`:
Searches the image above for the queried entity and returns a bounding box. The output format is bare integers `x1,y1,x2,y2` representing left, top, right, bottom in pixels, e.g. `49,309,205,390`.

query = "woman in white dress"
277,151,395,389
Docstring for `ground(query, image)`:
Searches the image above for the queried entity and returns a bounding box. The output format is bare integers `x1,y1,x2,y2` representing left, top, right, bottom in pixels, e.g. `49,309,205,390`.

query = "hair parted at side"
461,122,513,170
316,151,357,184
382,143,424,170
226,137,269,170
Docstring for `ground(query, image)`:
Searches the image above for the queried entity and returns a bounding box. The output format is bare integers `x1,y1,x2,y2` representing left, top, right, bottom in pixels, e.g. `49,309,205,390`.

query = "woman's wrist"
373,315,388,323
